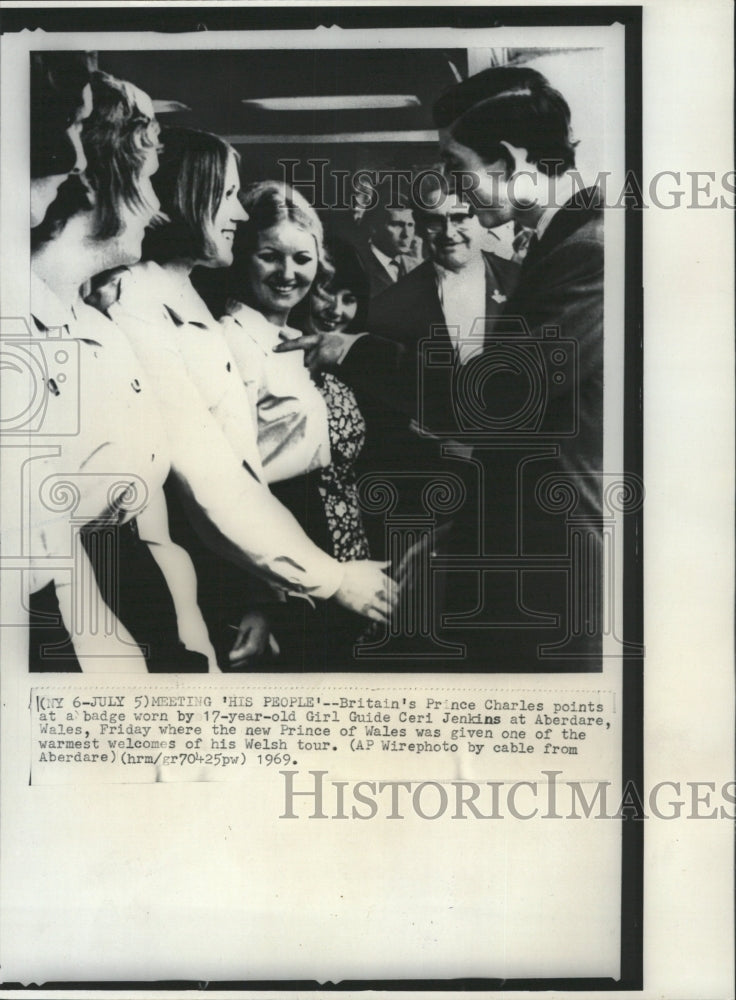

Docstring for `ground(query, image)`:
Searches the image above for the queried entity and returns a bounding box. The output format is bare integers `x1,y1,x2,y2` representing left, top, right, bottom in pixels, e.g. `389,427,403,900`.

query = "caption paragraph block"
30,684,618,785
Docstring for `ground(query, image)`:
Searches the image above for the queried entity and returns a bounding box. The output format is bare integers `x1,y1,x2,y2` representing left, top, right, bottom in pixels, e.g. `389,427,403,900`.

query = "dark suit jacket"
354,242,401,298
366,251,520,433
472,188,605,666
491,187,604,524
365,195,604,669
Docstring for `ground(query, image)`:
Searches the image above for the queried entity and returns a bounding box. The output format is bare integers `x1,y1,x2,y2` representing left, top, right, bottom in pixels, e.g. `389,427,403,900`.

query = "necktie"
522,231,540,266
389,257,405,280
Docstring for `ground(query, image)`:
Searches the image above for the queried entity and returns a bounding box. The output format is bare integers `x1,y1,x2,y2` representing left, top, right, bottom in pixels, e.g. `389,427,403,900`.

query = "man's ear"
499,141,533,173
499,140,540,209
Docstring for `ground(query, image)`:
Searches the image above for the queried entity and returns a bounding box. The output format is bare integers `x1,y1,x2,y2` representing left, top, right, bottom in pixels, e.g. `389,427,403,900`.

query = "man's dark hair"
362,190,414,236
30,51,91,180
433,65,577,176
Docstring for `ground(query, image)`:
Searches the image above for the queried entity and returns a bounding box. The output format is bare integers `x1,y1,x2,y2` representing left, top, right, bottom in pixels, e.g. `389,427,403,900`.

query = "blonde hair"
239,180,334,292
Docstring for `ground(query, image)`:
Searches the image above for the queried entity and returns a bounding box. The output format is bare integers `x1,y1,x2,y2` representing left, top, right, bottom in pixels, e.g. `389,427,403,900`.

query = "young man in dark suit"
355,196,420,297
429,65,605,670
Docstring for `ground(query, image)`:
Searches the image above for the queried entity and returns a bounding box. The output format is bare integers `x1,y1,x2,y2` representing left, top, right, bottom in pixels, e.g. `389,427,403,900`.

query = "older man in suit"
367,180,519,434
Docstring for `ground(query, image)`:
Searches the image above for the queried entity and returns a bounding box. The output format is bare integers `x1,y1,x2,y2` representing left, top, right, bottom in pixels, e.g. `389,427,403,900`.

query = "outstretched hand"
334,559,396,624
274,331,354,374
228,610,280,668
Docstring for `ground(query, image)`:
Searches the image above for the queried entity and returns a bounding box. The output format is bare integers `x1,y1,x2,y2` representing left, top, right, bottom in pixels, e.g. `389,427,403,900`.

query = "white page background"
0,1,733,997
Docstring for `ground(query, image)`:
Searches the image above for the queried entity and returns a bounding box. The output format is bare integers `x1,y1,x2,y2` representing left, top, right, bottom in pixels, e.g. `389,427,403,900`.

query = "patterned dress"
317,372,370,561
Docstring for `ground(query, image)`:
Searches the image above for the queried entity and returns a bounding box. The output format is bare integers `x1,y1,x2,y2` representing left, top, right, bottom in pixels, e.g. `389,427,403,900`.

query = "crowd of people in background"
14,51,603,672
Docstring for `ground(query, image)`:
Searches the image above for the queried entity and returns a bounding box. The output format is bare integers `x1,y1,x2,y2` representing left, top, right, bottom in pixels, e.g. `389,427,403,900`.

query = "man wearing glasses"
367,178,519,434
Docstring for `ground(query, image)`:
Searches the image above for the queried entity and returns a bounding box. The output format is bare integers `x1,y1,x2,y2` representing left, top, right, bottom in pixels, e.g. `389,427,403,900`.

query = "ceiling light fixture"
152,100,191,113
242,95,421,111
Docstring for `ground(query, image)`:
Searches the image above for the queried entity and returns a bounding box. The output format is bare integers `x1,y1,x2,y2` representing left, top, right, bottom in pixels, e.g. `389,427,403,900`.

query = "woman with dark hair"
280,236,441,563
293,235,371,344
105,130,394,666
30,51,92,227
286,236,403,566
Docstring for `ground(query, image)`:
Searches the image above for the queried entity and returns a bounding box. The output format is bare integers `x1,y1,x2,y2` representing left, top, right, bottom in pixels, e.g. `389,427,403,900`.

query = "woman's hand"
273,331,323,373
333,560,396,624
227,610,280,668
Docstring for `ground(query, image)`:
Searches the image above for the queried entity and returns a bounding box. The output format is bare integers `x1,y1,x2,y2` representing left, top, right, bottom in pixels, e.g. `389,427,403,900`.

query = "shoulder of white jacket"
119,260,176,299
223,303,277,350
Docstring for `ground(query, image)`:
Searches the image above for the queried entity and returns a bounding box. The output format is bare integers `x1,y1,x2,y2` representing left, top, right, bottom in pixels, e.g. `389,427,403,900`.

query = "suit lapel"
482,254,512,317
521,231,542,268
503,187,603,321
482,253,521,344
421,264,454,352
531,186,603,261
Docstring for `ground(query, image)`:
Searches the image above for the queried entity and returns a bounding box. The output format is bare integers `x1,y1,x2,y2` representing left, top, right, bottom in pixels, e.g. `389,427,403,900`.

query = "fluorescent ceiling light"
223,130,437,145
242,95,421,111
153,100,191,113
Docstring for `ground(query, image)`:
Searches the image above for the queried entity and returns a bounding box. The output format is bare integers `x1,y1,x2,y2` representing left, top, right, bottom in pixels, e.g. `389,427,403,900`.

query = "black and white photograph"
0,3,732,998
10,20,634,676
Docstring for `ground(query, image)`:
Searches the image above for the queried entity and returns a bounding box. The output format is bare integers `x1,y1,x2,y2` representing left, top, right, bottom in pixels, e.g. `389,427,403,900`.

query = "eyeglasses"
419,210,476,234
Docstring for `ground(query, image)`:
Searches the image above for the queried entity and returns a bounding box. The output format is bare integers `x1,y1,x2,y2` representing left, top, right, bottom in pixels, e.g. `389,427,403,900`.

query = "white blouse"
221,302,331,484
20,271,215,670
25,271,170,563
107,261,343,601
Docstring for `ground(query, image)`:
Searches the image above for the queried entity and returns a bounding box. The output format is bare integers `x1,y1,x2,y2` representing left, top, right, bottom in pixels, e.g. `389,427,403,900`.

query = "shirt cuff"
305,552,345,601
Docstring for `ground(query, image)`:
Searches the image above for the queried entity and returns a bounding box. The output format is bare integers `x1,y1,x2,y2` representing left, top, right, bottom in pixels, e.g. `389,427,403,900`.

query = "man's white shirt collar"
432,255,486,286
533,172,578,242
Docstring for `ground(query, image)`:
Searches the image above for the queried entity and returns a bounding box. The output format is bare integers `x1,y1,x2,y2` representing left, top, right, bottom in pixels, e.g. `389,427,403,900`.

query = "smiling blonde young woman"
217,182,372,564
198,182,384,666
